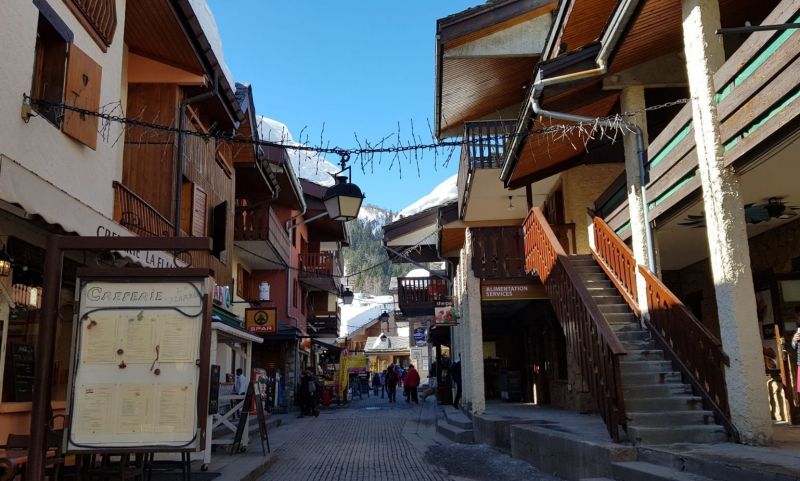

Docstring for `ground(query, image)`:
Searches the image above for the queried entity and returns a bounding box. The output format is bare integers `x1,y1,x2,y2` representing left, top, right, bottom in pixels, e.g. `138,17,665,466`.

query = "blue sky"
207,0,478,212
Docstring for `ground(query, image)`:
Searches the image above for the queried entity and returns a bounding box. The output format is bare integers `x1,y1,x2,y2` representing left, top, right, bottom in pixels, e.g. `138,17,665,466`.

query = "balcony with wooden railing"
113,181,174,238
470,226,526,279
523,207,627,441
298,251,342,293
589,213,736,441
457,120,516,217
234,204,291,264
397,277,449,317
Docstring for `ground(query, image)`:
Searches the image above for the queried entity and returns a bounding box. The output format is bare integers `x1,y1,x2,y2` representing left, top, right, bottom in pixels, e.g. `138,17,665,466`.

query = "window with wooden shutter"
63,0,117,51
62,43,102,149
236,264,251,300
30,11,70,126
191,185,208,237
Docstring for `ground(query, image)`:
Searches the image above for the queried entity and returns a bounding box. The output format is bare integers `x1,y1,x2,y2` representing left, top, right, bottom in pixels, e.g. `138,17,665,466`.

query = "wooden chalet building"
0,0,243,445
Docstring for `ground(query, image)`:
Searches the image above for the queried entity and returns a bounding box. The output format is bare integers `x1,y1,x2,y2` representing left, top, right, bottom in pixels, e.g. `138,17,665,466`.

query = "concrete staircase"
571,255,727,446
435,407,474,443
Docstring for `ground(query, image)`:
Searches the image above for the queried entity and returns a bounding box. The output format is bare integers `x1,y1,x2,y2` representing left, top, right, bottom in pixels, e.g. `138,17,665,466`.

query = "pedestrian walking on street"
372,371,381,396
404,364,420,404
385,364,398,402
379,370,386,399
297,369,319,418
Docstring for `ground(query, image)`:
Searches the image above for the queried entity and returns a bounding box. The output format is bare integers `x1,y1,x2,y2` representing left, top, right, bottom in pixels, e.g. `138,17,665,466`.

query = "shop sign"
413,327,426,347
481,279,547,301
432,306,460,326
245,307,278,334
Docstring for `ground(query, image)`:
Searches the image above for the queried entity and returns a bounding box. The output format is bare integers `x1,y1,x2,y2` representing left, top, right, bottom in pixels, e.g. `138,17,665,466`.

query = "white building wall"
0,0,127,216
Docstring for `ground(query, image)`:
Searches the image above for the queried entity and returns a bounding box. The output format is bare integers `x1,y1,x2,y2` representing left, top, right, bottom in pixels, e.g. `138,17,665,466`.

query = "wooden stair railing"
523,207,627,441
590,213,738,442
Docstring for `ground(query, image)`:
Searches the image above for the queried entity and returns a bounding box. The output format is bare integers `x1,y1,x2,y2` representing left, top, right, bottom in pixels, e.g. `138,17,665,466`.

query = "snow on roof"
340,294,395,336
188,0,235,90
396,174,457,219
257,116,339,187
406,268,430,278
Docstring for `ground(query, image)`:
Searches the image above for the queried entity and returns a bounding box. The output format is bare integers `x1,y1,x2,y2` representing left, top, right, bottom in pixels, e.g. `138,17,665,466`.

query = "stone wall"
562,164,626,254
662,217,800,336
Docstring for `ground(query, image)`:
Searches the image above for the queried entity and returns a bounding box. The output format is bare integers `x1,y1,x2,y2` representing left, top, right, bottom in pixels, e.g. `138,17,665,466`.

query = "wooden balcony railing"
398,277,449,317
457,120,516,217
113,181,174,237
589,214,736,441
299,252,337,278
523,207,627,441
591,214,639,315
470,226,526,279
234,204,291,263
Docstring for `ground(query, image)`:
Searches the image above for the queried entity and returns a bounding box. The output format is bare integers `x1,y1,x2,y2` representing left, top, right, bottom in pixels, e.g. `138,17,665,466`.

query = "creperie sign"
480,280,547,301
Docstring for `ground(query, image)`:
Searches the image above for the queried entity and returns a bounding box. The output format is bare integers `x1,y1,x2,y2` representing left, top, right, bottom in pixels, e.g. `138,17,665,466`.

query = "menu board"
68,279,207,451
11,343,35,402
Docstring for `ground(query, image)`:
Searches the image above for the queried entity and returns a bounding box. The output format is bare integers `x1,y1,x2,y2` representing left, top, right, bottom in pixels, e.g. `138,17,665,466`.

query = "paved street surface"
257,393,562,481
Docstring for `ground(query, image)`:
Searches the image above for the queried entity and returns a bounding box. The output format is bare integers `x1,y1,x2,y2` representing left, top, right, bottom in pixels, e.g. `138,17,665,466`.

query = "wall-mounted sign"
481,279,547,301
245,308,278,334
413,327,427,347
68,277,209,452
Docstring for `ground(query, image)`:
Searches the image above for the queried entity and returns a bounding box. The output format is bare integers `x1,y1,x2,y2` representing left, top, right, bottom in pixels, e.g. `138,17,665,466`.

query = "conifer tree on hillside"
343,207,410,295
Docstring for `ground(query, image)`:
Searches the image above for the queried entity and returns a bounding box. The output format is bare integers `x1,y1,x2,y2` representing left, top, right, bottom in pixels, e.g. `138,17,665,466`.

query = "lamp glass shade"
323,176,365,221
341,288,354,305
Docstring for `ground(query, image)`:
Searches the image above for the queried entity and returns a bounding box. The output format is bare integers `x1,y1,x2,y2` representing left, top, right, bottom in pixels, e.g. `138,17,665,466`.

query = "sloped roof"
364,335,410,353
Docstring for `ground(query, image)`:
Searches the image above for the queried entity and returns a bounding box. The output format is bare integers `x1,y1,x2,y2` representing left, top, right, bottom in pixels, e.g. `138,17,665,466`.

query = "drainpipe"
174,73,219,235
505,0,656,271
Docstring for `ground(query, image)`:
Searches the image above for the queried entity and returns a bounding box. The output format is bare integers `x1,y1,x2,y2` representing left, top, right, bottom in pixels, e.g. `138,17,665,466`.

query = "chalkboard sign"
231,382,269,456
11,343,35,402
209,365,221,415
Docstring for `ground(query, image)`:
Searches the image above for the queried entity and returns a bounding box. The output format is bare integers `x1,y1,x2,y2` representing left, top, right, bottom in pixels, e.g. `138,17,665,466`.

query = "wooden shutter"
191,185,207,237
236,264,251,299
62,43,102,149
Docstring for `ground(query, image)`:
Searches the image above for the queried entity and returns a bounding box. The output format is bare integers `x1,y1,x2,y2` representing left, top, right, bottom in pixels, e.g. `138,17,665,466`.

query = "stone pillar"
681,0,772,444
620,86,652,316
463,229,486,414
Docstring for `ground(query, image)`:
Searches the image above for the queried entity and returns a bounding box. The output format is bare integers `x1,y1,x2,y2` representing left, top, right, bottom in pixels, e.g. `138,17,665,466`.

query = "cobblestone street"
257,394,562,481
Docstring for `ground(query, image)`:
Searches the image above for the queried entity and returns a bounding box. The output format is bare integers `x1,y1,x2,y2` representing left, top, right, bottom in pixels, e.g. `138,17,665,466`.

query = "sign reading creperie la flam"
480,280,547,301
245,308,277,334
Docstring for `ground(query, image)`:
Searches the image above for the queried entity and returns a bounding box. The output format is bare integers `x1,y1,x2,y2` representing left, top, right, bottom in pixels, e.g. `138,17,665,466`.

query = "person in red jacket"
404,365,421,404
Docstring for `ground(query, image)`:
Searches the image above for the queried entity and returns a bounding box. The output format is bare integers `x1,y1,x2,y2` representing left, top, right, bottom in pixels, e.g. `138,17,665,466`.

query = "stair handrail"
523,207,627,441
589,213,738,442
589,209,640,317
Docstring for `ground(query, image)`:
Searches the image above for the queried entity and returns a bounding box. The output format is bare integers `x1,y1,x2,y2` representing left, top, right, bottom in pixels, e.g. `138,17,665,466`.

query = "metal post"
26,236,62,480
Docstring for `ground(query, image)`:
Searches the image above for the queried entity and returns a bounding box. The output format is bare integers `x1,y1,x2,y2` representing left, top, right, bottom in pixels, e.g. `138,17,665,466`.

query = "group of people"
297,368,320,418
371,363,421,403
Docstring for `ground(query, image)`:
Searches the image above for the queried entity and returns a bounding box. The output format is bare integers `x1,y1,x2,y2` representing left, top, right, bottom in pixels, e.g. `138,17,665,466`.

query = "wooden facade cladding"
470,226,526,279
117,84,234,286
597,0,800,236
63,0,117,50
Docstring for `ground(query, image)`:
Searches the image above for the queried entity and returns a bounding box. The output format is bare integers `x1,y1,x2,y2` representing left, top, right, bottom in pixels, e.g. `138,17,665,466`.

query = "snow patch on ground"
257,116,339,186
396,174,457,219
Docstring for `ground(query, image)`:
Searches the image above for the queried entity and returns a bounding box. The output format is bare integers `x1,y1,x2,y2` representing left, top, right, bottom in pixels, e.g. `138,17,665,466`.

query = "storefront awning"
211,321,263,344
0,155,178,268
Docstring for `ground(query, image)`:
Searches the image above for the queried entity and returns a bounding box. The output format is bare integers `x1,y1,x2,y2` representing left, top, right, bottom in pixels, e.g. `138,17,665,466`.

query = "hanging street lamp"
323,154,365,222
340,286,354,305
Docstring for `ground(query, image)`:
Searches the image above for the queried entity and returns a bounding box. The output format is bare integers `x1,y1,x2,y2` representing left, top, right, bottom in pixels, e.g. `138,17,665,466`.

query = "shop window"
30,1,102,149
63,0,117,51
